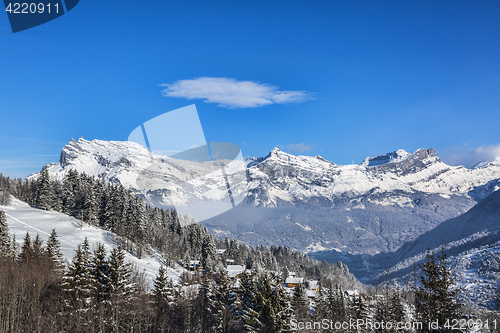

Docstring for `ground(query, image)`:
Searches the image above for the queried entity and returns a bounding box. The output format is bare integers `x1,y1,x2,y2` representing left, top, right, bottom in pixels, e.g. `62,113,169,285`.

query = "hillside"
1,197,181,286
312,189,500,309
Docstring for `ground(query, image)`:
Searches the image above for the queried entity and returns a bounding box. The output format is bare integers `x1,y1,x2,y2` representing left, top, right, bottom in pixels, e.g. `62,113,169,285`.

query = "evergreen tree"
152,265,173,302
51,179,63,212
46,228,65,271
238,273,292,333
291,282,310,323
281,266,289,284
93,242,111,301
414,247,462,332
229,238,242,265
494,282,500,312
62,169,80,216
326,285,347,324
0,210,10,255
374,287,391,333
0,174,11,205
201,234,218,273
83,179,99,227
32,233,45,258
8,233,19,260
152,265,175,331
20,232,33,263
62,238,97,311
352,295,370,333
108,246,134,301
35,166,54,210
207,269,238,333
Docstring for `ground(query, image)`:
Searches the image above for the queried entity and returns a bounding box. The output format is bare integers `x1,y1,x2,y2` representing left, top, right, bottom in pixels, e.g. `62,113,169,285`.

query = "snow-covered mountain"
244,146,500,206
36,138,500,255
37,138,248,222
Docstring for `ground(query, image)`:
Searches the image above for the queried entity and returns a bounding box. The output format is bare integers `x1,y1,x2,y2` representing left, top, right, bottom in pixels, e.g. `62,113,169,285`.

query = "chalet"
178,260,202,271
284,277,304,288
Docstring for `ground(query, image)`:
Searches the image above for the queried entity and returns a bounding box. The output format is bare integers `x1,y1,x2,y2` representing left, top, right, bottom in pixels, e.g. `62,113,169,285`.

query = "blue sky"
1,0,500,178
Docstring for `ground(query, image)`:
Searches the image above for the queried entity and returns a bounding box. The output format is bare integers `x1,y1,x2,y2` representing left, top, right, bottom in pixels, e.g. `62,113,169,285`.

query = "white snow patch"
295,222,312,231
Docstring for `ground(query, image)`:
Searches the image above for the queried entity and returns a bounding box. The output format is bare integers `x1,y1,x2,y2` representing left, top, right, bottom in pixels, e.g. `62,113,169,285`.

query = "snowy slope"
1,197,182,287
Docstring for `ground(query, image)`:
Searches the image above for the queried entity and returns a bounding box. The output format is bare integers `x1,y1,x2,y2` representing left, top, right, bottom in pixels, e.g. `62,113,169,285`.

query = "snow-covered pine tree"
51,179,63,212
201,234,218,273
0,210,10,255
352,295,371,333
0,173,12,205
32,234,45,258
108,246,134,302
188,224,202,260
274,280,294,333
35,166,54,210
124,193,137,239
237,272,260,333
133,195,148,243
292,282,310,323
389,292,407,332
329,285,348,324
280,266,289,284
8,233,19,260
62,238,97,311
374,282,392,333
238,273,292,333
414,247,462,332
93,242,111,301
152,265,176,331
62,169,79,216
97,179,107,228
206,269,238,333
83,178,99,227
152,265,171,302
495,282,500,312
20,232,32,263
229,239,242,265
170,208,182,235
103,183,117,231
112,185,127,235
46,228,65,272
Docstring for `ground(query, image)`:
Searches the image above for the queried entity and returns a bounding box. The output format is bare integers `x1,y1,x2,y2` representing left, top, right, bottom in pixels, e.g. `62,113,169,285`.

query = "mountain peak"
264,146,287,160
361,149,411,167
360,148,440,168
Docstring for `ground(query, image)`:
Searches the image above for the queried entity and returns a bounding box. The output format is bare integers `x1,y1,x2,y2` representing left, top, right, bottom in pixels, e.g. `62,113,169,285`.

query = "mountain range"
36,138,500,260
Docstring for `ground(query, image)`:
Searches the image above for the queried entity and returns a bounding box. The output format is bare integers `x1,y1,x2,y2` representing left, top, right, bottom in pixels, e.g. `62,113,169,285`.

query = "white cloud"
160,77,315,109
280,143,314,154
441,144,500,168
